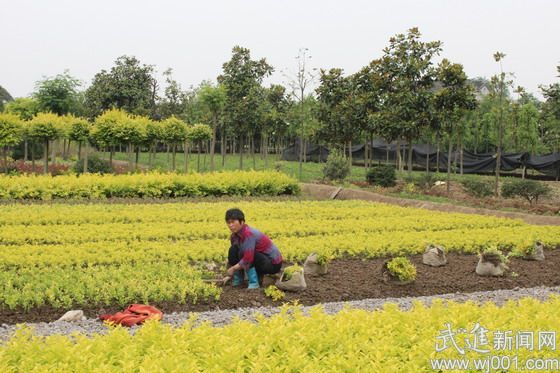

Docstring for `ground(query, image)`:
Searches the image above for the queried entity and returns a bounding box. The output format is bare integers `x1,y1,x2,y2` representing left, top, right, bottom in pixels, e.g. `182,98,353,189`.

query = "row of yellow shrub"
0,171,300,199
2,297,560,371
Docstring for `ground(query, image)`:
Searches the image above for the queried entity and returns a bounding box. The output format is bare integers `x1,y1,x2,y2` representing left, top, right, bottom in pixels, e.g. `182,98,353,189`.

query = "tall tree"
218,46,273,169
283,48,316,178
378,28,442,175
353,60,383,169
3,98,40,120
490,52,513,195
85,56,157,118
198,84,226,171
34,71,82,115
262,84,290,166
435,59,476,192
156,68,186,119
540,65,560,153
316,68,350,151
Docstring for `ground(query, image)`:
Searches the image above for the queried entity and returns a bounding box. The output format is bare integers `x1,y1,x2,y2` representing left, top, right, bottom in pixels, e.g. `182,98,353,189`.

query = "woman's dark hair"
225,208,245,223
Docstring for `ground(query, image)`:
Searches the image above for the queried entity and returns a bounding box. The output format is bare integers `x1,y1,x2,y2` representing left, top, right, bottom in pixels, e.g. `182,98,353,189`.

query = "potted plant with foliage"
475,245,509,277
382,257,417,285
276,264,307,292
303,252,332,276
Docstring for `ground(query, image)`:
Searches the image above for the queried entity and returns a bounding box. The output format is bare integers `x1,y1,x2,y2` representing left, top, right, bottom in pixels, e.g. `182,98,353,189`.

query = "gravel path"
2,285,560,343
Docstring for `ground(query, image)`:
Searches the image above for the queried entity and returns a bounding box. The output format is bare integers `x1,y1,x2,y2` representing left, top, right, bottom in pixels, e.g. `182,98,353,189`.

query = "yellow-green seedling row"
0,262,220,311
1,200,559,310
2,297,560,371
1,225,558,270
0,171,299,200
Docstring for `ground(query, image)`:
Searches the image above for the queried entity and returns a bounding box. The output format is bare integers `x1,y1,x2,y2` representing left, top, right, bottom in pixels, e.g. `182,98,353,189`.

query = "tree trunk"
197,142,201,172
135,146,140,171
172,144,177,171
2,147,7,174
62,139,67,160
128,143,133,172
251,135,256,169
43,140,49,174
348,140,353,168
396,138,401,170
264,134,269,168
239,136,244,169
364,138,369,169
425,144,430,174
31,144,35,173
459,133,464,176
298,136,304,180
78,142,82,161
184,140,189,173
110,147,114,170
203,141,208,170
166,144,170,169
436,134,440,173
210,123,217,171
221,131,226,168
51,140,56,165
452,141,458,175
495,110,504,196
407,138,413,176
84,141,89,174
386,144,389,165
447,134,453,194
24,139,28,162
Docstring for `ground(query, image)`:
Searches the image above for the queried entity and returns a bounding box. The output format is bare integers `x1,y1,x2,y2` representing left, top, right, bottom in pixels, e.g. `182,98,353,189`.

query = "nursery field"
2,184,560,371
1,199,559,322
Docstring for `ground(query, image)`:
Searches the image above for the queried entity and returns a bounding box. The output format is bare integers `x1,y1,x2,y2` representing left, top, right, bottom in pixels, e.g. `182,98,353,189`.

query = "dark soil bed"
3,250,560,325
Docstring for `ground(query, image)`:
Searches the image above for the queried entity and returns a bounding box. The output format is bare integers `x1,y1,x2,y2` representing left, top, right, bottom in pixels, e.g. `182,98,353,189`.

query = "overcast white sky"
1,0,559,99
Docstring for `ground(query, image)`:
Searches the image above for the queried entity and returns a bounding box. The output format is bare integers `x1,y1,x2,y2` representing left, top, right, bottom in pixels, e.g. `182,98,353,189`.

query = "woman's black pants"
228,245,282,276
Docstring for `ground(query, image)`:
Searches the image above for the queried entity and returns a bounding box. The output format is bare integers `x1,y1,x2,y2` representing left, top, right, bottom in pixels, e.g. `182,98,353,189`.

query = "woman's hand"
227,264,239,276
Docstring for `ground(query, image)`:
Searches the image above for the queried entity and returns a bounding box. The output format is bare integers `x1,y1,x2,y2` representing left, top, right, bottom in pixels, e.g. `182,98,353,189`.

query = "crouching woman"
225,208,283,289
